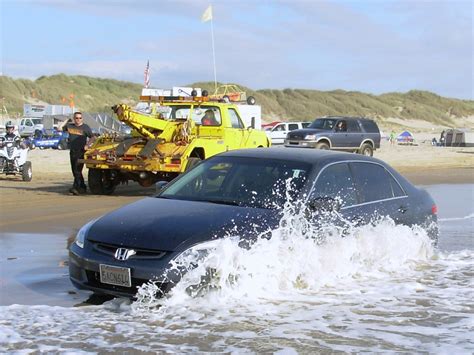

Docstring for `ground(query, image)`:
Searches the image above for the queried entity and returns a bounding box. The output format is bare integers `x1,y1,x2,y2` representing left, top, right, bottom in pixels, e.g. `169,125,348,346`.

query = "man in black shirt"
60,112,94,195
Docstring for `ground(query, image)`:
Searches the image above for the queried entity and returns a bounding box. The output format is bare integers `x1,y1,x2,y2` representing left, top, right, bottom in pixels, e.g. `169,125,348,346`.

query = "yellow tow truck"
81,92,271,194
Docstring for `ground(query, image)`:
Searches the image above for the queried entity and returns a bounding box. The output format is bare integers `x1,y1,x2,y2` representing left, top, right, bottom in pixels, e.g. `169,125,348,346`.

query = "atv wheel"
22,161,32,182
246,96,256,105
185,157,201,172
315,142,330,150
88,169,116,195
358,143,373,156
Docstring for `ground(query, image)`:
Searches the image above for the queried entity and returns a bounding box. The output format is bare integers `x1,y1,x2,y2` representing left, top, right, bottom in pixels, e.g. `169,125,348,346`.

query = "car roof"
218,147,379,166
316,116,374,121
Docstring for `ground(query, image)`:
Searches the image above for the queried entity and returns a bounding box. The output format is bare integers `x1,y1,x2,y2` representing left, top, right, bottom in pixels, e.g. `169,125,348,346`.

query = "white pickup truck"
265,121,310,144
18,118,44,137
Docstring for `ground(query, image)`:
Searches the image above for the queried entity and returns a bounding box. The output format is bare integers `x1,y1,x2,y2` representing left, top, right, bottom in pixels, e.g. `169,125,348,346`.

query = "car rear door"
348,162,410,226
346,120,363,149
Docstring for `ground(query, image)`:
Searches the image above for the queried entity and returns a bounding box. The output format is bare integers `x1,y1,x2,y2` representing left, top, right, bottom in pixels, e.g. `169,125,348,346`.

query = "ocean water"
0,184,472,353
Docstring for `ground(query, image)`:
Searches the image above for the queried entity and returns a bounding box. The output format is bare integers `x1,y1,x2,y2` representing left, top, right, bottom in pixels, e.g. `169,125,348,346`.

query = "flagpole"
210,15,217,91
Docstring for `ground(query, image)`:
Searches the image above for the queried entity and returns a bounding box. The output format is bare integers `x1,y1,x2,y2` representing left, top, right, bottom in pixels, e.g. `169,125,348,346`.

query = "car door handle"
398,205,408,214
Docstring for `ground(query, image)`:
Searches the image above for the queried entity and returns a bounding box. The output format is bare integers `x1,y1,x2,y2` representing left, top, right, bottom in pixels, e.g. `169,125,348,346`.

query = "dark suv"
284,117,381,156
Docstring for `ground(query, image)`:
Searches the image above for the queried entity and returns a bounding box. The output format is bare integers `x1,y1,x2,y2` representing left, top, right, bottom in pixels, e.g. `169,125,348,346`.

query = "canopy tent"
443,129,474,147
397,131,414,145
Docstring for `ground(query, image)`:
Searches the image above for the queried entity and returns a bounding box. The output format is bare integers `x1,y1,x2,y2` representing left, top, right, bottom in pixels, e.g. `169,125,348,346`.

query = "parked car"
69,148,438,298
18,117,44,137
266,121,311,144
285,116,381,156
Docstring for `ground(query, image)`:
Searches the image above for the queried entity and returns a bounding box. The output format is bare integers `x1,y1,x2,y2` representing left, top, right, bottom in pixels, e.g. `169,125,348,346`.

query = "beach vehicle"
285,117,381,156
0,135,32,181
80,91,270,195
29,130,69,150
209,84,256,105
69,148,438,298
266,121,311,144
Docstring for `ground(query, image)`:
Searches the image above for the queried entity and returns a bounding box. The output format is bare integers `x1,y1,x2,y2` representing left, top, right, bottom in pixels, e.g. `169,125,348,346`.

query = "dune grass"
1,75,473,126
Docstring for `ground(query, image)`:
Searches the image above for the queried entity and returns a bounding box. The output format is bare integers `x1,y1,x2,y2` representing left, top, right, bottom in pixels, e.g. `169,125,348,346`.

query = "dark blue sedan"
69,148,438,298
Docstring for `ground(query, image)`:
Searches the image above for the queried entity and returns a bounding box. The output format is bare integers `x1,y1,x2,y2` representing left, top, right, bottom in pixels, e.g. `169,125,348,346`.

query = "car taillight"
431,204,438,215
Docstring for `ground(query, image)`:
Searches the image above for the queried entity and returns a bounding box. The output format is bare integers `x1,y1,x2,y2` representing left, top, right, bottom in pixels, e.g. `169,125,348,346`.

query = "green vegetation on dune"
0,74,143,115
1,75,473,126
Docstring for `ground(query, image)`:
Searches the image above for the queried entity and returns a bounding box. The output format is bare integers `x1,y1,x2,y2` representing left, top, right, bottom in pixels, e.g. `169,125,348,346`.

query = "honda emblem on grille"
114,248,136,261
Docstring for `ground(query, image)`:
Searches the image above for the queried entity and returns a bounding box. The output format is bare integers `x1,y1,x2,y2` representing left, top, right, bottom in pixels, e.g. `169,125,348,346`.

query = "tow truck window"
228,108,244,129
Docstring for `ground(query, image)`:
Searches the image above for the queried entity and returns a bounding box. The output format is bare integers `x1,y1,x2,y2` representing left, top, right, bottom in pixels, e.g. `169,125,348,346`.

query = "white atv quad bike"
0,136,32,181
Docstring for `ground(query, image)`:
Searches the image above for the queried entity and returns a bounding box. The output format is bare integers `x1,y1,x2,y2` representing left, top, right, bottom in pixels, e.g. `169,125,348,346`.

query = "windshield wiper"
199,199,240,206
155,195,239,206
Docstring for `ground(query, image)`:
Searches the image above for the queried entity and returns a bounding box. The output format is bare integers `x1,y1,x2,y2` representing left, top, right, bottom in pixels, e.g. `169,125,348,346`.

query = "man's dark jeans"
70,149,86,189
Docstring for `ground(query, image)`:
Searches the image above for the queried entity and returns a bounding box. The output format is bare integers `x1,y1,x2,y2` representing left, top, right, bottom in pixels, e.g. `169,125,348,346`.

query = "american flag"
144,60,150,88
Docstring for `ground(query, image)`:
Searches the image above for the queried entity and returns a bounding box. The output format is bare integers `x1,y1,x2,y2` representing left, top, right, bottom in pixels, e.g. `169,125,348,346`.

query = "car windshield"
309,118,337,130
159,156,311,209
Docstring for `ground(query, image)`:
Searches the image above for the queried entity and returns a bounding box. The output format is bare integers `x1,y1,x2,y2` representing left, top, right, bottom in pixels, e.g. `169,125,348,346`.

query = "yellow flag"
201,5,212,22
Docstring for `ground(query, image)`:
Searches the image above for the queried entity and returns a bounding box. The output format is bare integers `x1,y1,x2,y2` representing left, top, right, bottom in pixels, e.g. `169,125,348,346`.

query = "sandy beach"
0,140,473,234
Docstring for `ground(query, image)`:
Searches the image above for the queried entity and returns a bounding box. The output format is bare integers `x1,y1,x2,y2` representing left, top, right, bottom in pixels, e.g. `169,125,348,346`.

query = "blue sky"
1,0,472,99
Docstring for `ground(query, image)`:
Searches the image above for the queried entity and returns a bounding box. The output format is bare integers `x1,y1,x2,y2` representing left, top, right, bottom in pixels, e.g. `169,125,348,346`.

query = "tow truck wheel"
246,96,256,105
88,169,116,195
185,157,201,172
22,161,32,182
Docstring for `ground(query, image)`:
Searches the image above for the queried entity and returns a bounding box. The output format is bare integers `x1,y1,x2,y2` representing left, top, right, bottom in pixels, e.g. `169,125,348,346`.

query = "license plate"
99,264,131,287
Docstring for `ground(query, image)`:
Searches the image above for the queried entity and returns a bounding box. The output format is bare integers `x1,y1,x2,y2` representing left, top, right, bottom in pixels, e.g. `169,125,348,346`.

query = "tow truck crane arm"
112,104,174,140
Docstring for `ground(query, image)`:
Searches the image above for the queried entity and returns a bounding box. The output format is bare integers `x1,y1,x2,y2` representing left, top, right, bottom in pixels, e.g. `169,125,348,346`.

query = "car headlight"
305,134,317,140
174,239,222,267
74,219,97,248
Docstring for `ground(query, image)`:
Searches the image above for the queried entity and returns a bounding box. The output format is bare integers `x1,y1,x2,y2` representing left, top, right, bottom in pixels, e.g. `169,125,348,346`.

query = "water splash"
133,198,435,311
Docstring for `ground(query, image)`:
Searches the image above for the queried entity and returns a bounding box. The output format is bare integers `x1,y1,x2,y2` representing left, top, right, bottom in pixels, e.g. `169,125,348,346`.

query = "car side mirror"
308,196,341,212
155,180,168,193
